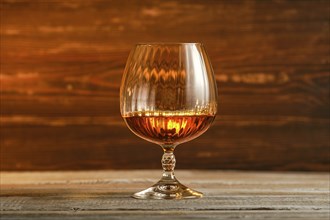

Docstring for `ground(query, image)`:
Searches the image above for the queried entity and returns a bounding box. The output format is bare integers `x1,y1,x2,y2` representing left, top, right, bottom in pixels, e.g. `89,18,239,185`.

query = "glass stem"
161,145,177,181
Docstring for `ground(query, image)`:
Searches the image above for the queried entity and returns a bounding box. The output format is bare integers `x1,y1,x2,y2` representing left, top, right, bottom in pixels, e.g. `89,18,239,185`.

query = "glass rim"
135,42,203,46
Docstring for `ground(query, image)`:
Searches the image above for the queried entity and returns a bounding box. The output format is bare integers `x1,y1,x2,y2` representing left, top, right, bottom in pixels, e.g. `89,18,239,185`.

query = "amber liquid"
124,114,215,145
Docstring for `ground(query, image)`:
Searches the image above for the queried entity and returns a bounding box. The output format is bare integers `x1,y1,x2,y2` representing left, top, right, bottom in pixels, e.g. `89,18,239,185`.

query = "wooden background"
0,0,329,171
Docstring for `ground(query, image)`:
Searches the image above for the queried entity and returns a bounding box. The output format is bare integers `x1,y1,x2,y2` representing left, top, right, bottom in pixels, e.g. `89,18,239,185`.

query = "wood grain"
0,0,329,171
0,170,329,219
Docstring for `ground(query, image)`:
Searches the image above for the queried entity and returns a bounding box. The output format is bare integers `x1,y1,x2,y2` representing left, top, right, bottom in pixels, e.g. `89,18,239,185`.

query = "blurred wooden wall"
1,0,329,171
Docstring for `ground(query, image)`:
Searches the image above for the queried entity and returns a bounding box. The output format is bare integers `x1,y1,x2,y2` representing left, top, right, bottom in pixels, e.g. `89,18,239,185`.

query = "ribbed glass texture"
120,43,218,116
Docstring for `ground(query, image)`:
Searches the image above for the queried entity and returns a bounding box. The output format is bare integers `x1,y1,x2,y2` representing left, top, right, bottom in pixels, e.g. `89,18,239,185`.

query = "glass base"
132,178,203,199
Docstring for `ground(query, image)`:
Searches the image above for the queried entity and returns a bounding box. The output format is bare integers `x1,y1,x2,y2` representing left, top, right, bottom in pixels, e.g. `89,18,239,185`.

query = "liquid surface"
124,114,215,145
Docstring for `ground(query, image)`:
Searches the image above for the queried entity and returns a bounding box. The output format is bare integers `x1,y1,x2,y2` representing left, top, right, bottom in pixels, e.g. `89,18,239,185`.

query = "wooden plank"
1,0,329,171
1,211,329,220
0,171,329,219
1,119,329,171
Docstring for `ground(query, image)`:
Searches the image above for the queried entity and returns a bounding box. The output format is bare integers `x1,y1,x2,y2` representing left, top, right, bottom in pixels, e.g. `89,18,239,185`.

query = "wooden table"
0,170,329,219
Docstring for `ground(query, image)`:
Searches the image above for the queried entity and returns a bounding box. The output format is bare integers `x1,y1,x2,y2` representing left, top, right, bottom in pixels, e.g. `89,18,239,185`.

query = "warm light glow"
167,119,188,133
147,116,188,134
